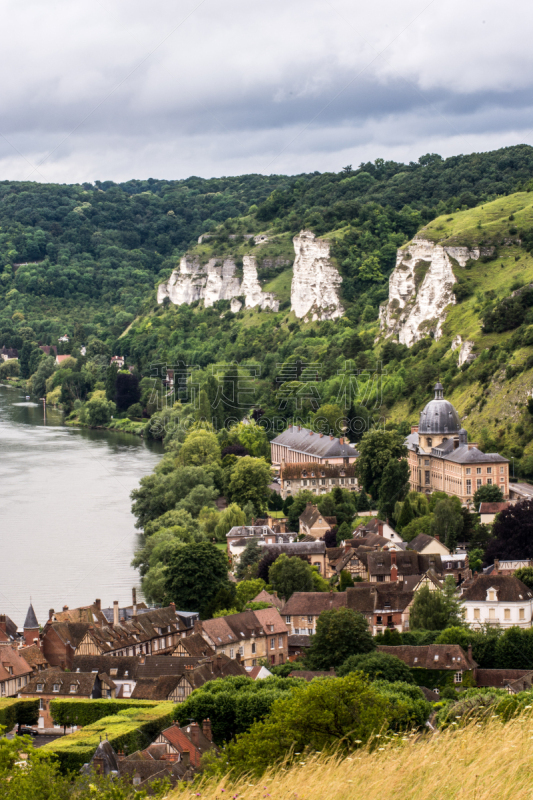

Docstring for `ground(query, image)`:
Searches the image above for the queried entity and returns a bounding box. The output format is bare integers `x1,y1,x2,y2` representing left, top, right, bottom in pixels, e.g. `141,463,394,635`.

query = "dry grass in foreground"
170,714,533,800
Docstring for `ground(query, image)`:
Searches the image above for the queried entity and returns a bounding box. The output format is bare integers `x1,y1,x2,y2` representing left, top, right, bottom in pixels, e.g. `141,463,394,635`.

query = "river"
0,385,163,629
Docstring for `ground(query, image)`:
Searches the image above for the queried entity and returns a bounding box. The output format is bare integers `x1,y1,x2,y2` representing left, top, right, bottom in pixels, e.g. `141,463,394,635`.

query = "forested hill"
1,144,533,351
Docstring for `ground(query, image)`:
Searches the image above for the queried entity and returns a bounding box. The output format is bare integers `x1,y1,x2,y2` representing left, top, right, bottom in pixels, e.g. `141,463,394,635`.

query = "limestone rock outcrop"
451,335,476,366
157,254,279,311
290,231,343,321
379,238,489,347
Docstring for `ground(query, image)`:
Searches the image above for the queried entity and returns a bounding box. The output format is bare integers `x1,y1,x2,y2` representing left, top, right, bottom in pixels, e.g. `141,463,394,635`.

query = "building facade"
406,383,509,502
279,462,358,499
460,574,533,628
271,426,358,468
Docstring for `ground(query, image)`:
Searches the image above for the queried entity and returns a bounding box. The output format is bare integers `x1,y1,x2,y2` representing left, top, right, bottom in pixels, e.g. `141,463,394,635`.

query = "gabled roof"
408,534,448,554
346,585,414,615
160,723,215,769
72,655,142,679
260,541,326,557
23,604,39,630
272,426,359,459
377,644,477,670
173,633,214,658
282,592,347,616
20,667,115,696
299,504,336,529
460,574,533,602
251,590,283,611
130,676,181,700
0,647,33,681
479,502,510,514
18,644,49,670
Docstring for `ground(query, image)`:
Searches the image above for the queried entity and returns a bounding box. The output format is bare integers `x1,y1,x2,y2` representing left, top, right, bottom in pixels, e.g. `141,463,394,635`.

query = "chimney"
339,437,344,445
188,722,201,748
113,601,119,625
132,588,137,618
202,719,212,741
170,602,176,614
330,435,334,440
117,751,126,762
467,644,473,662
309,430,313,435
434,534,440,542
62,605,69,612
95,599,101,611
391,551,397,565
411,425,419,434
494,559,500,574
0,615,5,634
378,521,383,537
49,609,55,621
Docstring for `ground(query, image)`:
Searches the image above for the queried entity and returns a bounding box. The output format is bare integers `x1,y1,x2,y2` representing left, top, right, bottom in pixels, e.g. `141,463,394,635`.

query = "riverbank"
65,413,147,436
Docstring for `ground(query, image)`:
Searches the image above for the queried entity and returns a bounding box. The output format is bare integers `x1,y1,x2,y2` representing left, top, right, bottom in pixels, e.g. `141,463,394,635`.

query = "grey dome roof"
419,384,461,435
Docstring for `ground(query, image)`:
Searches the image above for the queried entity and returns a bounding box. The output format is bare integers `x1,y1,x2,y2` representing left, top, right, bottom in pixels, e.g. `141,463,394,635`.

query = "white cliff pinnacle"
451,335,476,366
379,237,490,347
157,254,279,311
290,230,343,321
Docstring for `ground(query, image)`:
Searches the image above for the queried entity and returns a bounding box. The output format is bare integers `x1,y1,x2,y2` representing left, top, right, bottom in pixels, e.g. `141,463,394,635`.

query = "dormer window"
36,683,43,692
53,683,61,692
70,684,77,693
434,655,439,661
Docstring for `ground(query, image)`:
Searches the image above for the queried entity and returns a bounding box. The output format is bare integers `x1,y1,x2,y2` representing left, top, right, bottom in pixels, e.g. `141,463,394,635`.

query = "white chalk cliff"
451,335,476,366
157,254,279,311
290,231,343,321
379,238,489,346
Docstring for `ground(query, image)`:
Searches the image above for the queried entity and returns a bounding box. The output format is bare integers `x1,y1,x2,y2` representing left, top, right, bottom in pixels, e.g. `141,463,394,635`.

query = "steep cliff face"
157,254,279,311
290,231,343,321
379,238,489,346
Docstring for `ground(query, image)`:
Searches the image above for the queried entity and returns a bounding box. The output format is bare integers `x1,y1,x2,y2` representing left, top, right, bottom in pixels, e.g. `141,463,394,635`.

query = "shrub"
0,698,39,729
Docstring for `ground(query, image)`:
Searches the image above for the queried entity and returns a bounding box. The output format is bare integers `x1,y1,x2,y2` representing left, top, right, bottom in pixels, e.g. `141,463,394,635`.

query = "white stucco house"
460,574,533,629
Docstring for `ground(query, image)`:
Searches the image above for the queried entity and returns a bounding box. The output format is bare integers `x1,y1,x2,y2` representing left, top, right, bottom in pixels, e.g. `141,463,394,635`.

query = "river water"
0,385,162,629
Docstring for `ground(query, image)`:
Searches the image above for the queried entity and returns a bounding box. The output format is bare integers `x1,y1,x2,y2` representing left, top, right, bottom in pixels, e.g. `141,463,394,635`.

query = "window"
520,608,525,620
238,646,244,657
466,468,471,475
53,683,60,693
425,470,430,485
124,684,131,693
424,459,430,466
466,479,472,494
230,648,234,659
17,678,21,688
251,642,256,654
427,438,432,446
321,479,325,485
414,657,418,663
477,479,482,488
294,628,300,634
474,608,480,620
302,480,307,486
39,699,44,710
504,609,511,620
286,616,291,624
454,671,463,684
70,684,77,693
487,478,492,485
278,636,283,647
500,466,504,474
501,477,505,482
489,590,495,601
489,608,496,620
476,467,481,474
434,655,439,661
307,615,313,624
270,637,275,650
487,467,492,474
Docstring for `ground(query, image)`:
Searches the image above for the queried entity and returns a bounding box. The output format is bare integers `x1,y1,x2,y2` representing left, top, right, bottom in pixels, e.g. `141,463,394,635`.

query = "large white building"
460,574,533,629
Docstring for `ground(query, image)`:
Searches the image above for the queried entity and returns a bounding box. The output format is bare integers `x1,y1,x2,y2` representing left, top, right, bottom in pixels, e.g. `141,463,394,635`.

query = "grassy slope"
384,193,533,456
170,715,533,800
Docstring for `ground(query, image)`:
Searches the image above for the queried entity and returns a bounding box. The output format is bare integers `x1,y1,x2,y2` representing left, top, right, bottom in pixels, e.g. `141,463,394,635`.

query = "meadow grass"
171,714,533,800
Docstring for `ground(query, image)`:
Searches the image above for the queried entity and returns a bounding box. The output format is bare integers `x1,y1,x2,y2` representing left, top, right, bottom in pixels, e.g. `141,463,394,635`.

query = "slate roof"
418,385,461,434
444,446,508,464
272,426,359,459
282,592,348,616
288,634,312,649
377,644,477,670
346,585,414,615
135,654,246,682
71,606,190,655
72,655,141,679
299,504,337,529
367,551,443,576
20,667,116,696
160,723,214,769
460,574,533,602
260,541,326,557
45,622,91,649
408,534,447,553
201,608,287,646
23,604,39,630
172,633,214,658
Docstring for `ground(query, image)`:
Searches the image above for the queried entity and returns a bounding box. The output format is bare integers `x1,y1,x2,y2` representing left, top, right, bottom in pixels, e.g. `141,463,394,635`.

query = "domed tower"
418,383,461,450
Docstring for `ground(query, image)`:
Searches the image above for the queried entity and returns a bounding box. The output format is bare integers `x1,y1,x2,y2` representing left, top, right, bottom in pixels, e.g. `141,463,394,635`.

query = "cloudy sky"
1,0,532,183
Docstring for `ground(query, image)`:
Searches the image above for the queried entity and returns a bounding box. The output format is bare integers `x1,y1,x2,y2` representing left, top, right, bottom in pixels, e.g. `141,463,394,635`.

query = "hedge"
41,702,174,772
0,698,39,730
49,698,160,727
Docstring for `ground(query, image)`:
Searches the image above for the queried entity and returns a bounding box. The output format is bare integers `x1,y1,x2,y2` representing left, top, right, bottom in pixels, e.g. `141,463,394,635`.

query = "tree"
305,607,375,669
228,456,272,514
131,466,215,529
337,651,414,683
514,566,533,589
236,539,263,580
287,489,315,530
409,577,465,631
176,484,218,517
431,498,464,551
180,429,221,466
115,370,140,411
473,483,504,506
313,403,345,436
19,340,33,379
214,502,246,541
235,578,266,608
378,458,410,519
356,489,372,511
221,673,390,776
336,520,352,545
105,362,118,401
356,430,407,498
268,554,314,600
30,355,55,398
339,570,354,590
396,496,414,531
85,391,116,426
164,542,229,616
484,500,533,563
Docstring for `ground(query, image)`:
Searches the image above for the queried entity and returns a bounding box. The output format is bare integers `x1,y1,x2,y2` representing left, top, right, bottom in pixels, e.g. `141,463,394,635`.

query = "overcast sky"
1,0,532,183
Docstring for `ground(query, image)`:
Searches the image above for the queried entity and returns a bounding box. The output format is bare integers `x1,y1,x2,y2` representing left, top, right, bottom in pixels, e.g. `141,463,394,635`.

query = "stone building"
271,425,358,468
406,383,509,502
198,608,288,667
279,462,358,499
